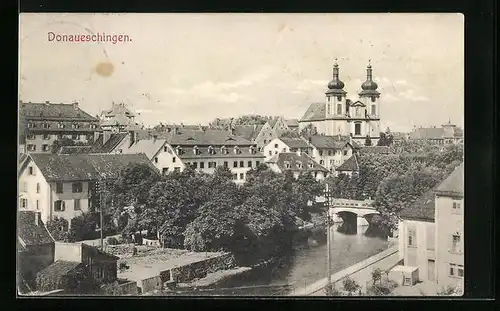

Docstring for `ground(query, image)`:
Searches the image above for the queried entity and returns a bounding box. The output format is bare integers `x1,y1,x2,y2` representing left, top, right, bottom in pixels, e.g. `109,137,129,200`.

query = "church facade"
298,61,382,145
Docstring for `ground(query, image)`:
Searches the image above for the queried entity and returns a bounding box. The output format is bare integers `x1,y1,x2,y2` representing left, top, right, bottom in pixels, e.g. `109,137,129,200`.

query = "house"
307,135,356,173
18,211,55,291
232,122,276,153
54,242,119,284
334,153,360,177
434,163,464,290
298,61,382,145
266,151,329,181
122,137,185,174
35,242,119,293
163,129,265,184
99,102,142,132
408,120,463,145
18,153,158,226
268,116,291,136
394,163,464,292
19,101,100,153
263,137,313,161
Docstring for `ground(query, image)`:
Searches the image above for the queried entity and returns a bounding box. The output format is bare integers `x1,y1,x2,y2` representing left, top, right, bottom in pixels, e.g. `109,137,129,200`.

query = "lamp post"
325,182,332,286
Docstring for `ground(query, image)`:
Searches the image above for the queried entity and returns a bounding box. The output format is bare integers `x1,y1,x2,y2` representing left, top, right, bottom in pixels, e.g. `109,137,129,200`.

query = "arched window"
337,96,342,101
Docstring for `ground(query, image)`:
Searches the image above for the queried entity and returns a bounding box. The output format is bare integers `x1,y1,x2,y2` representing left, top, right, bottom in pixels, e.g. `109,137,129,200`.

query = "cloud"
295,79,326,92
398,89,429,101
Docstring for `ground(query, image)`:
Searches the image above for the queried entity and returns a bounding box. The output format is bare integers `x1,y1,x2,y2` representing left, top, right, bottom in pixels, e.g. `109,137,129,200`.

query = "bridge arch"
329,200,379,227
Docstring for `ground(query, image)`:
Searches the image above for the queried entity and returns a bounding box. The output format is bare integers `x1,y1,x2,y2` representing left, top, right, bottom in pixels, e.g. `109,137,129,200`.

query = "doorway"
428,259,435,281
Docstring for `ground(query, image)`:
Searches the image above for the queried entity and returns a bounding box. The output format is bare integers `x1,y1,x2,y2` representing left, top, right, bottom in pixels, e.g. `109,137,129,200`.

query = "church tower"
354,60,381,145
325,60,348,136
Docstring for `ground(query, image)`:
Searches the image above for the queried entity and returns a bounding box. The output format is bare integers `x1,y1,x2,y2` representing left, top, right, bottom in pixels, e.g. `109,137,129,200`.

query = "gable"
349,100,366,107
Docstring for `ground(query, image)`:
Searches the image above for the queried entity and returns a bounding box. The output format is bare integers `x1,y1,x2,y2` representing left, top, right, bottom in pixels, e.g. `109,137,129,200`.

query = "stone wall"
170,253,236,283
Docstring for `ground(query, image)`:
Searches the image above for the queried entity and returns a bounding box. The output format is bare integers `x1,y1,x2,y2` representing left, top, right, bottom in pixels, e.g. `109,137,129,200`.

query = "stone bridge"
328,198,379,227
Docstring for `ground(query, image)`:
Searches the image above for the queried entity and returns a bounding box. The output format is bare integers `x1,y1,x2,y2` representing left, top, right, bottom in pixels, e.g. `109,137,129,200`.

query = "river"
175,222,390,296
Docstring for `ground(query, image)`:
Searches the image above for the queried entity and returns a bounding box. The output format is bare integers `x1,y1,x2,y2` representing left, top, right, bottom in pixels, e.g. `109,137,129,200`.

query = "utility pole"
325,182,332,286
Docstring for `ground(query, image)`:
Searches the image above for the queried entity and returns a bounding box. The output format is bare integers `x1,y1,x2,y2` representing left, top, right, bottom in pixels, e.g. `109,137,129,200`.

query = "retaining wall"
170,253,236,283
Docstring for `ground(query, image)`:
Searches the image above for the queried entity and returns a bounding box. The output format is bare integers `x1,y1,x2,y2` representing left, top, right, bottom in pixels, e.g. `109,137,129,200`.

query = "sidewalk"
289,246,400,296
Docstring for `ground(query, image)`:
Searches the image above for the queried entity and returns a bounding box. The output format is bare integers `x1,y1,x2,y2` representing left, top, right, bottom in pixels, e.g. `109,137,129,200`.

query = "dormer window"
176,146,183,155
221,146,228,155
249,146,255,154
208,146,215,155
234,146,241,154
308,163,314,168
58,122,64,129
90,124,97,129
72,123,80,129
28,122,35,128
193,146,201,155
285,161,291,169
42,123,50,129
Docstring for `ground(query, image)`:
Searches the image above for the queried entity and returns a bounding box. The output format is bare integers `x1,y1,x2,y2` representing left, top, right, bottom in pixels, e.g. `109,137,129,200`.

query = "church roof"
299,103,326,122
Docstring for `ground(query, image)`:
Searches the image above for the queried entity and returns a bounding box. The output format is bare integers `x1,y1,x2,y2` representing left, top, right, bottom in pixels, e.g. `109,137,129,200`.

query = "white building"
266,150,329,181
262,137,313,161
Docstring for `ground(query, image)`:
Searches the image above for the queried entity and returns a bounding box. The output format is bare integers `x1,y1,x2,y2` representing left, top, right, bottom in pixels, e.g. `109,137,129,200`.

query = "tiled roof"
268,152,328,172
358,146,393,154
36,261,82,281
178,146,265,160
435,163,464,195
19,153,28,164
268,117,279,128
285,119,299,127
28,153,158,181
408,127,455,140
166,129,254,146
336,154,359,172
399,189,436,221
58,146,93,155
18,211,54,246
88,132,129,154
232,125,264,142
299,103,325,122
280,137,311,149
308,135,350,149
101,103,136,118
123,138,167,159
20,102,97,121
101,114,138,127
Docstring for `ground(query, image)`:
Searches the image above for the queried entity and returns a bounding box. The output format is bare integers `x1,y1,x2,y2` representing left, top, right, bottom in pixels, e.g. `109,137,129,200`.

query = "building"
298,61,382,145
163,129,265,184
19,101,100,154
334,153,360,177
263,137,313,161
266,151,329,181
434,163,464,290
99,102,142,132
18,210,55,290
268,116,291,136
18,153,158,226
122,137,185,174
232,122,276,153
307,135,356,173
285,119,300,132
408,120,463,145
395,163,464,292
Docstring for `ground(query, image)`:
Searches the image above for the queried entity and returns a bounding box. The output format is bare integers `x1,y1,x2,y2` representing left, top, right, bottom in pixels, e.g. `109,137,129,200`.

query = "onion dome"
326,59,347,96
359,60,380,96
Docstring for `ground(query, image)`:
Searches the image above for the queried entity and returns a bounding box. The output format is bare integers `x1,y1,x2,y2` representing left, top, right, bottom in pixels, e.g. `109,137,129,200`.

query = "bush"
324,283,342,296
119,262,129,273
107,237,119,245
342,277,361,296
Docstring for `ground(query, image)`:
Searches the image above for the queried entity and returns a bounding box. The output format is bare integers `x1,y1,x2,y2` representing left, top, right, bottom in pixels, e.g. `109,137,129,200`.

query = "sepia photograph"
18,13,464,297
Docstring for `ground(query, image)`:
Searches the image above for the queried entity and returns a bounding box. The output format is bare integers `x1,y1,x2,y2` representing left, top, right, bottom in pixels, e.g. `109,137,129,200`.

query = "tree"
46,217,70,242
68,212,99,242
371,268,382,285
364,135,372,146
324,283,342,296
342,277,361,296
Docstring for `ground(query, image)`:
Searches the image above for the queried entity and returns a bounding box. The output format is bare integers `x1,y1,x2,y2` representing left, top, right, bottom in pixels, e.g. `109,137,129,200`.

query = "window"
285,162,291,169
27,144,36,151
248,161,252,168
28,122,35,128
274,144,279,148
192,162,198,169
239,161,244,168
451,233,462,253
162,168,169,175
72,182,83,193
58,123,64,129
328,150,332,156
449,263,464,277
452,201,461,211
355,107,361,117
43,123,50,129
263,140,267,144
27,134,36,140
200,162,205,169
337,104,342,115
36,183,40,193
232,174,237,180
74,199,81,211
308,163,314,168
282,148,287,152
90,124,97,129
355,123,361,135
57,134,64,139
43,134,50,140
268,151,272,156
457,265,464,277
36,200,39,210
371,105,376,115
20,198,27,209
72,123,80,129
54,200,65,211
224,161,228,168
56,182,63,193
256,161,260,166
233,161,238,168
28,166,35,175
343,149,348,156
320,160,324,165
42,144,49,151
72,134,79,140
239,173,244,180
408,228,416,247
154,157,158,163
163,146,168,153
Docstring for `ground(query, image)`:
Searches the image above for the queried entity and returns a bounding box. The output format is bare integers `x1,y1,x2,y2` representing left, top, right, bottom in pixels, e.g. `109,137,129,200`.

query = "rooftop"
358,146,393,154
299,103,326,122
307,135,350,149
19,102,97,121
166,129,254,146
123,138,167,159
279,137,311,149
267,152,328,172
25,153,157,182
101,102,136,118
18,211,54,246
435,162,464,196
399,189,436,222
36,261,82,280
232,125,264,142
336,154,360,172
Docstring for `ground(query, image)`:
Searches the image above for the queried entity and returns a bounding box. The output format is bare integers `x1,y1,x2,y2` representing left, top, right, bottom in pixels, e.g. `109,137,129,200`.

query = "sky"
19,13,464,132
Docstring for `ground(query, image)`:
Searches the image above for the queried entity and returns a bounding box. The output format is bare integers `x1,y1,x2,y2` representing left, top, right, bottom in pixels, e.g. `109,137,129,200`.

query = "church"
298,61,382,145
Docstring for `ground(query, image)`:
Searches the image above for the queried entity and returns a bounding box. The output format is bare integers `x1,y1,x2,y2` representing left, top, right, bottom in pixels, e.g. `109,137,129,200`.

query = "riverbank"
289,246,400,296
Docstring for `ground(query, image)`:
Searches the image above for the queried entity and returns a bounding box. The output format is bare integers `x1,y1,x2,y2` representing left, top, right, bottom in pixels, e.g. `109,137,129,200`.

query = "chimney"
72,102,78,110
103,130,111,145
34,212,40,226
